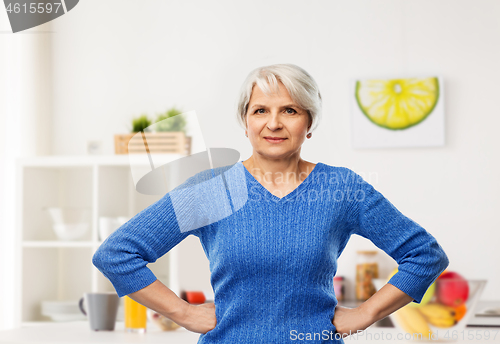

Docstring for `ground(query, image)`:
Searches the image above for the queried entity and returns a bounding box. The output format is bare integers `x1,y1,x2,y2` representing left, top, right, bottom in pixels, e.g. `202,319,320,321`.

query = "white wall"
47,0,500,300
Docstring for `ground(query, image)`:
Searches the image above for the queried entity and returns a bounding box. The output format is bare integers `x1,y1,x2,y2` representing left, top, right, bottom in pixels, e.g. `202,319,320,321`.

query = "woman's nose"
266,112,283,130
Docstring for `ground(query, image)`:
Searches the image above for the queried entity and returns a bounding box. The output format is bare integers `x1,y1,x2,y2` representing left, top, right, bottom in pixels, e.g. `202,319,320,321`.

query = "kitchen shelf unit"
15,154,186,326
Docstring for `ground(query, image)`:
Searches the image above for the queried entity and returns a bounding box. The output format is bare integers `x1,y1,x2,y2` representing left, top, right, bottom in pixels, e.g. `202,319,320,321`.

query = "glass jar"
355,250,379,301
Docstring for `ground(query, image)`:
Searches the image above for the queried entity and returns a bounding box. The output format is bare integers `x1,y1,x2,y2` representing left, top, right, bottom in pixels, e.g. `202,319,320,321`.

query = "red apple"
436,271,469,307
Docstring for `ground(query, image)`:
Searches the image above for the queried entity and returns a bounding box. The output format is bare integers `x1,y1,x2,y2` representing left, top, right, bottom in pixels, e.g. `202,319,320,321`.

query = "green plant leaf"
155,106,186,133
131,114,152,133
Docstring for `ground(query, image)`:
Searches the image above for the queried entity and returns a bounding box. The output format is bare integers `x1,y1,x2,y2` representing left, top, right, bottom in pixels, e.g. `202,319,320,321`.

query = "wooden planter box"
114,132,192,155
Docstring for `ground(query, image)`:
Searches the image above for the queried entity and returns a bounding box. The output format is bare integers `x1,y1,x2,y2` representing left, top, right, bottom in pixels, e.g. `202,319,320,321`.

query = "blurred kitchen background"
1,0,499,332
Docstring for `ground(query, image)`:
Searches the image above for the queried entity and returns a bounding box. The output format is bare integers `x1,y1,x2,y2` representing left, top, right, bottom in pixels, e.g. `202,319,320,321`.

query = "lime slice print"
355,77,439,130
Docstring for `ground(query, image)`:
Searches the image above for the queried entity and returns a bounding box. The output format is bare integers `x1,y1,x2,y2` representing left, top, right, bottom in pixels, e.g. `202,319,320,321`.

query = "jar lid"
356,250,378,254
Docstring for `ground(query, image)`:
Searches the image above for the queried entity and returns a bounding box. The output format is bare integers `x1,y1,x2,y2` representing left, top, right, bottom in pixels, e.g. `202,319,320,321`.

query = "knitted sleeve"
344,168,449,304
92,164,236,298
92,192,198,297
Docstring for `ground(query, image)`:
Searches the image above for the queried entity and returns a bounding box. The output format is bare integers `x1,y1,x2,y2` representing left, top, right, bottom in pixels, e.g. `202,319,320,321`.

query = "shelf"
16,155,189,326
23,241,96,248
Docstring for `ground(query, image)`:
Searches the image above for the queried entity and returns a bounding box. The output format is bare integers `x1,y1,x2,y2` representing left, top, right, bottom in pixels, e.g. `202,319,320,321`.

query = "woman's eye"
253,108,297,114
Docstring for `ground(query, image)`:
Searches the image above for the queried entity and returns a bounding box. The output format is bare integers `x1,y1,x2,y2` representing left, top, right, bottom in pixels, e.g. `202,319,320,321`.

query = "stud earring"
306,133,312,139
245,132,248,137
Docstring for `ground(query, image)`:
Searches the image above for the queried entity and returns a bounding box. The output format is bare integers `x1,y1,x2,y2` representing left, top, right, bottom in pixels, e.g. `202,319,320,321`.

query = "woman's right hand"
176,302,217,334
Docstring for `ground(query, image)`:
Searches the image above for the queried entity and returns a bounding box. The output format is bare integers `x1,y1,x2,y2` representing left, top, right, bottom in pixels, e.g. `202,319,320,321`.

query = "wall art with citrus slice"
350,76,445,149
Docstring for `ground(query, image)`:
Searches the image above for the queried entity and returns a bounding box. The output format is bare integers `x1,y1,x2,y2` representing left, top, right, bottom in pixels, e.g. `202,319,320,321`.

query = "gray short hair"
236,63,322,134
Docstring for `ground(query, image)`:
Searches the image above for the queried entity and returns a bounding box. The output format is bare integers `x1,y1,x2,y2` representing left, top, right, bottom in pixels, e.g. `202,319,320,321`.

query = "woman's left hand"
332,305,373,337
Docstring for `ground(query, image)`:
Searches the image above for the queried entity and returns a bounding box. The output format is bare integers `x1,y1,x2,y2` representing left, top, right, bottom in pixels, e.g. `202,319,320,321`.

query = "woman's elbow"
436,245,450,275
92,246,109,272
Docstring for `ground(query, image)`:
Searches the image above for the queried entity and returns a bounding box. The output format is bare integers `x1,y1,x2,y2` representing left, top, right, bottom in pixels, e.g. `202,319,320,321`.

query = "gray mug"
79,292,120,331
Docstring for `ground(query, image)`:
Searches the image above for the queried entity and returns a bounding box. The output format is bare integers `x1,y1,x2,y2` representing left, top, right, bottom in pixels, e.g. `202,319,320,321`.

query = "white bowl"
42,300,79,313
46,313,87,322
52,223,89,241
41,300,86,322
45,207,90,241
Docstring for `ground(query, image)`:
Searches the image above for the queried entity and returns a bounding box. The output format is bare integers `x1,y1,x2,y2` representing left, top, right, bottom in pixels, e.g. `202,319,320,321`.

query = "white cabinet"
15,155,195,325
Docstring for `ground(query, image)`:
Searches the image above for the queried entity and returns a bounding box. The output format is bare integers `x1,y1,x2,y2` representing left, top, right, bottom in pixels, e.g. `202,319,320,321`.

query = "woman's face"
245,81,311,160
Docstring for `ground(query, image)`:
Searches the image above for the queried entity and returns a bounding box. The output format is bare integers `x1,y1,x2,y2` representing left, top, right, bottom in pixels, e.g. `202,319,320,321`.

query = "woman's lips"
264,137,287,143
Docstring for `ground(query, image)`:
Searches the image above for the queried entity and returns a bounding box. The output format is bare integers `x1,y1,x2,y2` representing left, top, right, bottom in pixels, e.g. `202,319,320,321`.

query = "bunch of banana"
418,303,458,328
394,306,433,339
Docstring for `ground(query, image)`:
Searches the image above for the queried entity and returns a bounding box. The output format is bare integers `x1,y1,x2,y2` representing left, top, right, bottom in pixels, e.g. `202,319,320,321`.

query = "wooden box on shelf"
114,132,192,155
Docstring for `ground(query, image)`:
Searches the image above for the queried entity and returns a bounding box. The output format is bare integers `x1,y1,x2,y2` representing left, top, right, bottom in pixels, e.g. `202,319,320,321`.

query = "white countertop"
0,321,499,343
0,321,200,344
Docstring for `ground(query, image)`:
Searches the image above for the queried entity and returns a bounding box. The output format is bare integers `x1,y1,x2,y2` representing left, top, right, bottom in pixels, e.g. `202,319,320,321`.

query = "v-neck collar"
239,161,323,202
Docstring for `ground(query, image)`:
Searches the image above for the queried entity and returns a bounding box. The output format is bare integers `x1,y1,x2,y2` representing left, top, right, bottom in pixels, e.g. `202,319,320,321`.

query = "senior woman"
92,63,449,343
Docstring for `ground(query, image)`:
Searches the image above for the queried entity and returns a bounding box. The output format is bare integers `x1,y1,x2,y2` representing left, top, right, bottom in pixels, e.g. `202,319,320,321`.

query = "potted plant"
131,114,152,133
154,107,187,134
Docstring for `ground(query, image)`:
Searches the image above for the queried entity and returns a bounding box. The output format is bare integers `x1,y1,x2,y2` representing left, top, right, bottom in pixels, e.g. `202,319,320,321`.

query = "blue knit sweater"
92,161,449,343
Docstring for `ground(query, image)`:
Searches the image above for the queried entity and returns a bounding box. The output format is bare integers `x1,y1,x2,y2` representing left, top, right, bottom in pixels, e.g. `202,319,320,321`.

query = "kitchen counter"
0,321,199,343
0,321,499,343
